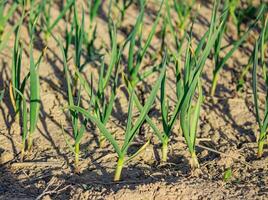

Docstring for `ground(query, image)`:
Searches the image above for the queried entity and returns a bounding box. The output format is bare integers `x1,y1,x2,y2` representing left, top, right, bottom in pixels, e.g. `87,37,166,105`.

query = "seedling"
28,41,43,151
237,11,268,91
83,0,100,60
71,3,90,94
76,25,120,147
69,60,166,181
177,0,233,167
210,3,266,96
173,0,196,37
0,1,17,41
13,37,44,159
252,16,268,158
40,0,75,41
9,23,27,121
125,0,163,87
137,0,223,164
74,4,85,73
0,1,20,53
60,41,86,171
223,168,233,182
233,1,260,36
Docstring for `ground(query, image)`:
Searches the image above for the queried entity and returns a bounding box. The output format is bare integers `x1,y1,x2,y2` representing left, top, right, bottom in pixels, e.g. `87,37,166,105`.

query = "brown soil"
0,0,267,199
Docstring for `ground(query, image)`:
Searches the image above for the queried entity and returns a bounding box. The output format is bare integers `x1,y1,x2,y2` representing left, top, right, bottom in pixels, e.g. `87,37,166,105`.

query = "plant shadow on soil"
0,164,36,199
2,0,268,198
55,150,193,196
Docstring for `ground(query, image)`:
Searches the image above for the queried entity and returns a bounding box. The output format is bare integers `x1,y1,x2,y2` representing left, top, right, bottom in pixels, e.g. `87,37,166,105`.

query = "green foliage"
88,0,102,24
114,0,133,24
0,1,17,40
173,0,195,36
223,168,233,182
177,0,225,167
47,0,75,36
60,40,86,171
12,36,44,159
3,0,268,182
69,60,166,181
237,10,268,91
28,25,42,151
210,3,266,96
125,0,163,86
0,1,19,53
252,16,268,158
10,26,23,115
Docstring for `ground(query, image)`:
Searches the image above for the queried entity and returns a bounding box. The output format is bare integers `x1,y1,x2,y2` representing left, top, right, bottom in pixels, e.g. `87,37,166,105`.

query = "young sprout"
210,3,266,96
0,1,20,53
237,11,268,91
162,0,192,63
39,0,75,41
69,60,166,181
136,0,222,164
39,0,52,41
71,3,88,94
179,78,203,168
177,0,234,168
157,56,185,162
252,15,268,158
76,25,120,147
74,4,85,73
84,0,101,60
172,0,196,37
0,1,17,41
60,41,86,172
28,36,43,151
125,0,163,87
11,37,44,159
10,26,24,120
72,1,100,72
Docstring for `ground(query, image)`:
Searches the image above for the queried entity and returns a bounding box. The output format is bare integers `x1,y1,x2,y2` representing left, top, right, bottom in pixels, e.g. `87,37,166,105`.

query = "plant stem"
27,134,33,151
257,139,265,158
210,71,219,96
74,143,80,171
162,141,168,162
21,143,25,161
190,152,200,169
99,135,105,148
114,156,124,181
